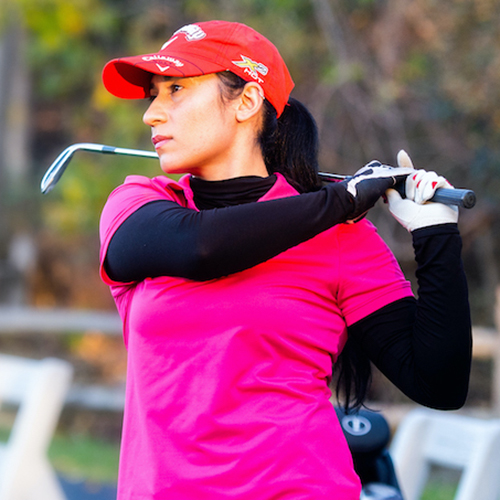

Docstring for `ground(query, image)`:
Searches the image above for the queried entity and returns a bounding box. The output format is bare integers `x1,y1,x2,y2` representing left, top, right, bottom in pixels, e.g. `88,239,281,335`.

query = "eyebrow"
149,75,175,92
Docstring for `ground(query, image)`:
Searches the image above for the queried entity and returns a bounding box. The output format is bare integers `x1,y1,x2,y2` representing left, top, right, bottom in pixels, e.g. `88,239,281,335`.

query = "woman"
99,20,471,499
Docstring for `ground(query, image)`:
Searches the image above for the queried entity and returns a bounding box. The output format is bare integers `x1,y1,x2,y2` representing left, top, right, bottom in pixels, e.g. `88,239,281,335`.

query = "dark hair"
334,337,373,413
217,71,371,411
217,72,322,193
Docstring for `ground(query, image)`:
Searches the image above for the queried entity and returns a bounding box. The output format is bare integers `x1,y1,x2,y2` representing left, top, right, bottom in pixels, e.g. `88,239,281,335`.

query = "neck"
195,120,268,181
197,161,268,181
196,154,268,181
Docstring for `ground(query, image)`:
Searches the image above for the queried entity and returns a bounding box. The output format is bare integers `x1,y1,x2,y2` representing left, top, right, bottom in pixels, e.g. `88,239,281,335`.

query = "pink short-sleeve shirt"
100,173,413,499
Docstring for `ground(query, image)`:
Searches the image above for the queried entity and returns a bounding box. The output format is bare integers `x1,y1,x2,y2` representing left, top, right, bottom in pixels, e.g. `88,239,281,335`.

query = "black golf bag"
335,407,404,500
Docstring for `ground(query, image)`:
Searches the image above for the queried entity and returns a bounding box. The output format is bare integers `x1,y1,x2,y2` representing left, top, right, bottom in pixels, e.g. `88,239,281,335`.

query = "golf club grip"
428,188,476,209
393,182,476,209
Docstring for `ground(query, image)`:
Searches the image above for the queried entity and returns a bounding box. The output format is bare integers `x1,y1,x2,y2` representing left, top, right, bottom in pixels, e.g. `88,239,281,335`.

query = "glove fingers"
406,170,452,204
405,169,426,201
416,172,451,204
354,161,382,177
397,150,415,170
346,164,412,220
414,171,439,204
387,152,459,232
419,174,450,203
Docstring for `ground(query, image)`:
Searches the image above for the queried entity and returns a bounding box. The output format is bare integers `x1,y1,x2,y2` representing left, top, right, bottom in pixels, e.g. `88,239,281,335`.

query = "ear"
235,82,265,123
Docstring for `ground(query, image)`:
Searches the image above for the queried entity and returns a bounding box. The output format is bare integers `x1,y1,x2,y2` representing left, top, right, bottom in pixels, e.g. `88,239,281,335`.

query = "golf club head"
40,146,78,194
40,143,160,194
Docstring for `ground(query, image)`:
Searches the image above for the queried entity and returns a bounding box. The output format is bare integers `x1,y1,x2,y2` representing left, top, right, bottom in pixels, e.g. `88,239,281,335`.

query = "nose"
143,97,167,127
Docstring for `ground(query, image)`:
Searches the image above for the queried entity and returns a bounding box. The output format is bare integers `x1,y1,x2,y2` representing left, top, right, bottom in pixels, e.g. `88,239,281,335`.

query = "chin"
159,159,190,176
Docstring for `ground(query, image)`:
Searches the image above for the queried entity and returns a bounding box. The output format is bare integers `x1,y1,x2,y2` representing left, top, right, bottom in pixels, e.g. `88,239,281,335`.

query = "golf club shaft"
40,143,476,208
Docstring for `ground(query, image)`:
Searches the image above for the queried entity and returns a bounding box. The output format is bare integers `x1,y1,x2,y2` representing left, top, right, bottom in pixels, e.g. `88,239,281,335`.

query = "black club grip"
393,181,476,209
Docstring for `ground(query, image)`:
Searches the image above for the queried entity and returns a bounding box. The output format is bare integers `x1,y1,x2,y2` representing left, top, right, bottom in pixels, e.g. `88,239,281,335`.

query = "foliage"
1,0,500,321
10,0,500,215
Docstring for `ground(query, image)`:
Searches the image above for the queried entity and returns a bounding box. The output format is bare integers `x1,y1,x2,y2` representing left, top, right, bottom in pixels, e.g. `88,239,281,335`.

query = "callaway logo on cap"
102,20,294,117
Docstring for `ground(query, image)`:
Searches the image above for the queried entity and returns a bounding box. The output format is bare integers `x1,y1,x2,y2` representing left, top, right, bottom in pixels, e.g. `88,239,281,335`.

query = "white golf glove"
386,150,458,232
345,161,413,221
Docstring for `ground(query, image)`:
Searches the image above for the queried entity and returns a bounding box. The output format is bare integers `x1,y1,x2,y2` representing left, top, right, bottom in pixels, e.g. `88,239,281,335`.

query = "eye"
170,83,182,94
148,87,159,102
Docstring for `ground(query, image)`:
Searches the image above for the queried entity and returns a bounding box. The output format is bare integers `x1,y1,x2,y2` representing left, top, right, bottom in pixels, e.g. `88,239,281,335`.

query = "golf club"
40,142,476,208
40,143,158,194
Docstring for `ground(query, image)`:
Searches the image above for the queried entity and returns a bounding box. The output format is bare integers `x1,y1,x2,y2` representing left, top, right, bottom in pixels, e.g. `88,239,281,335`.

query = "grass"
422,482,458,500
48,432,120,483
0,424,119,484
421,465,461,500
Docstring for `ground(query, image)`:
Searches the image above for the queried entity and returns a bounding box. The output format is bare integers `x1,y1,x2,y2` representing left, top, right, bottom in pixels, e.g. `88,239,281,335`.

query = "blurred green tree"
0,0,499,323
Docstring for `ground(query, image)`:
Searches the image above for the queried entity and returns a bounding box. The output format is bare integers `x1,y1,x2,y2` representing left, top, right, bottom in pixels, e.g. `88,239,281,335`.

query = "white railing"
1,306,499,415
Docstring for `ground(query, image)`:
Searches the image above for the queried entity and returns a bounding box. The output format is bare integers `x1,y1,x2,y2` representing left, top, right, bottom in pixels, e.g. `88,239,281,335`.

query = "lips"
152,135,172,149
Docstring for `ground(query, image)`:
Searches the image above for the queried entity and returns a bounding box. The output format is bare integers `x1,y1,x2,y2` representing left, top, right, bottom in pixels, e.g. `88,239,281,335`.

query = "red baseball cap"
102,20,294,117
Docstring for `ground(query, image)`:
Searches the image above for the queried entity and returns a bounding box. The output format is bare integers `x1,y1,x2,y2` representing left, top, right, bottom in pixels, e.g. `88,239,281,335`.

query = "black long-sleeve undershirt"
348,224,471,409
104,176,355,282
104,175,472,409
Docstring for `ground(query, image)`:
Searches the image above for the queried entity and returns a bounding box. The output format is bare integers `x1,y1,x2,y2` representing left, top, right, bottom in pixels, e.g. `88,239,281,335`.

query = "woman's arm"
348,224,472,409
104,163,408,282
104,164,413,282
105,183,353,281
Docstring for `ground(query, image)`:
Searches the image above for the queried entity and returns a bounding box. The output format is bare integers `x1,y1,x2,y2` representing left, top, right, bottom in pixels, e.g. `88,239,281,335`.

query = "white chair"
0,354,73,500
390,408,500,500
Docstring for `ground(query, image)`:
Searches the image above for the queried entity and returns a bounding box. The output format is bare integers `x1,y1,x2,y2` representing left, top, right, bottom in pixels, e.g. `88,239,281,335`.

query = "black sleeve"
105,181,354,282
347,224,472,410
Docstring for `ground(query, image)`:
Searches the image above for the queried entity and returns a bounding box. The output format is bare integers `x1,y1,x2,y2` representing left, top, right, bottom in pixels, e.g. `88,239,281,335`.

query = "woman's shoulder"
121,174,185,193
330,218,379,238
106,174,190,205
100,174,190,234
331,218,394,256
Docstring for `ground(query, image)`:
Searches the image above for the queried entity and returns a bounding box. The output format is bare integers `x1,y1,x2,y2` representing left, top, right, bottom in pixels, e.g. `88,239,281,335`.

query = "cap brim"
102,54,228,99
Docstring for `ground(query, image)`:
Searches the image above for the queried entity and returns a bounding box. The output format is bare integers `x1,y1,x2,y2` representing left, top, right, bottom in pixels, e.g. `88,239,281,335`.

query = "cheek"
187,112,224,148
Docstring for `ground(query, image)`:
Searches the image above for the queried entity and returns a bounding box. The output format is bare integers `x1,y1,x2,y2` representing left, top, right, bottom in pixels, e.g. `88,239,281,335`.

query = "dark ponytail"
260,98,322,193
217,72,321,193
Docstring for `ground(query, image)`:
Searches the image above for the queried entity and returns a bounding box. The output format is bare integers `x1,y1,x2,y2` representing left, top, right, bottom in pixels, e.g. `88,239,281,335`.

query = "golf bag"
335,407,404,500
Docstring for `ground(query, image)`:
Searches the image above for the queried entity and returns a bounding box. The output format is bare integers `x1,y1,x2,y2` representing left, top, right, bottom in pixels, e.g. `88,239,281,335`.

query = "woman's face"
143,73,241,180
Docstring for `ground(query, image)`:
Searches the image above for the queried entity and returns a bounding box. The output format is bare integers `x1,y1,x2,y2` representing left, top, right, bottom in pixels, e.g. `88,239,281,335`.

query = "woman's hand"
345,161,413,221
386,150,458,232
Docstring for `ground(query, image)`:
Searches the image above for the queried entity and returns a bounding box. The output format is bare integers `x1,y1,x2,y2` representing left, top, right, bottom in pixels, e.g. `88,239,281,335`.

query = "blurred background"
1,0,500,498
